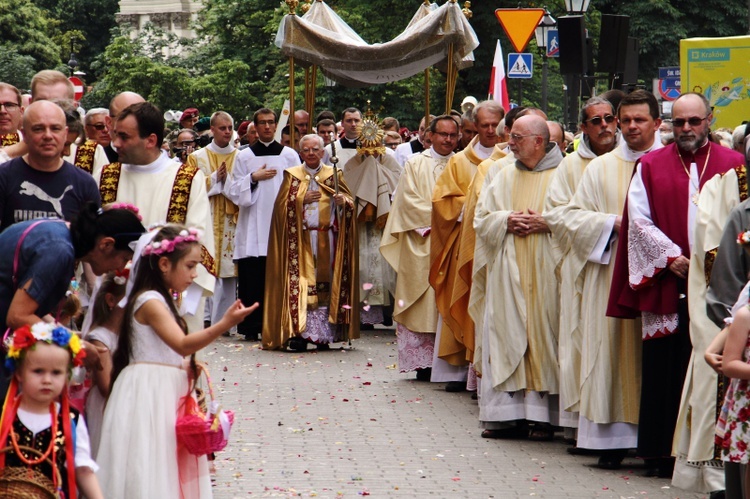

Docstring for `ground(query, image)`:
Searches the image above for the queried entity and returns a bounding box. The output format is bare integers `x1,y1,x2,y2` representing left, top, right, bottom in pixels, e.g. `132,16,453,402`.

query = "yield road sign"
495,8,544,53
508,53,533,79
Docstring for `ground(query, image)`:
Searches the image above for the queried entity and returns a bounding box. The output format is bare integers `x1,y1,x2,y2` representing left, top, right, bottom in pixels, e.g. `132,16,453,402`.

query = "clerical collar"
251,140,284,156
429,146,454,161
208,140,235,154
619,136,663,162
473,142,495,160
123,152,172,174
259,140,275,147
340,138,357,149
304,163,323,176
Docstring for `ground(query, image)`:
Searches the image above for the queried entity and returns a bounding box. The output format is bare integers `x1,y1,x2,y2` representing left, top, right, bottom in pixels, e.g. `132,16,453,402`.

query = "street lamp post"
564,0,591,15
562,0,591,131
67,40,78,77
534,8,556,115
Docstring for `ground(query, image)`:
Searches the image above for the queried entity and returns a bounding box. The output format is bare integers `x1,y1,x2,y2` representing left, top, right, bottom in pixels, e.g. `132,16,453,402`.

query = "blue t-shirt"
0,220,75,332
0,157,101,231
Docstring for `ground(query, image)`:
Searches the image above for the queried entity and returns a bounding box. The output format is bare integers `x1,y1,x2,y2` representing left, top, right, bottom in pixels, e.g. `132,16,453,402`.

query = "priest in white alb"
471,114,563,441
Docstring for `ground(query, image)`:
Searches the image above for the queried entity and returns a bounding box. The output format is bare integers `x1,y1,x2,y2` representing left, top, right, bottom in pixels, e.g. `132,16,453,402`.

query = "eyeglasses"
0,102,20,111
177,140,195,147
433,132,459,140
509,133,540,141
257,120,275,126
87,123,108,131
672,116,709,128
584,114,616,126
300,147,321,154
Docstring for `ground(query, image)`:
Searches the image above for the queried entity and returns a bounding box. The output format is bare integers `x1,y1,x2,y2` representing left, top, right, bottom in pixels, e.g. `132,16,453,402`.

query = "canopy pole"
445,42,458,114
308,65,317,132
424,68,430,128
289,56,295,147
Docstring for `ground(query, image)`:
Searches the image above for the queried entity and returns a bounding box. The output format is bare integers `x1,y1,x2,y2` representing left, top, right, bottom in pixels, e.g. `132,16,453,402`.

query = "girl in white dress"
83,270,127,459
96,225,257,499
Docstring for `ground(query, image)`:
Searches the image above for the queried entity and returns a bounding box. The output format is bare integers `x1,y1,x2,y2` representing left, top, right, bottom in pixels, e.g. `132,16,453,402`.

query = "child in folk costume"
0,322,103,498
96,225,257,498
83,269,128,459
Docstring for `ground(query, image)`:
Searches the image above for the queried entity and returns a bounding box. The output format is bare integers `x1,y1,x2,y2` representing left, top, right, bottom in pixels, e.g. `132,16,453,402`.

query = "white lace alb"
627,218,682,288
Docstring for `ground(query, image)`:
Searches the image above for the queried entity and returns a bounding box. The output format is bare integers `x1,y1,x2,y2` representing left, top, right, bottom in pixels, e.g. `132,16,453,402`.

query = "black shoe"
315,343,330,351
382,316,393,327
481,423,528,439
471,391,478,400
445,381,467,392
360,323,375,330
415,368,432,381
288,337,308,352
595,450,626,470
242,332,261,341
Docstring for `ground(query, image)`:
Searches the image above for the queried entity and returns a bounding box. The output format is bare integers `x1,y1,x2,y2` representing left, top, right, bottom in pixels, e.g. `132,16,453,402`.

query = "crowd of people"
0,66,749,499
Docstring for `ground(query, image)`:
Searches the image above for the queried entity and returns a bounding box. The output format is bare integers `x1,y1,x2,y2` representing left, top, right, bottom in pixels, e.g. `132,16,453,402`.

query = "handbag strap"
11,220,59,289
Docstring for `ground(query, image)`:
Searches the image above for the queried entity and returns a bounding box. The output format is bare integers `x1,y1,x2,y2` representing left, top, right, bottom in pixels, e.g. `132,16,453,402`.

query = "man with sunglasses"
608,91,743,480
543,96,621,444
84,108,111,151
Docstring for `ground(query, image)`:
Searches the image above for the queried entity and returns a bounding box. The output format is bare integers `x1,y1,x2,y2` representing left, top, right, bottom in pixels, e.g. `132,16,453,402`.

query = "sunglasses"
584,114,616,126
672,116,709,128
87,123,108,131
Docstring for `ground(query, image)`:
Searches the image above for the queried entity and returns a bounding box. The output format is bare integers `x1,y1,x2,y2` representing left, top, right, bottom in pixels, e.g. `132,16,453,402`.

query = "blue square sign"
508,53,533,79
546,30,559,58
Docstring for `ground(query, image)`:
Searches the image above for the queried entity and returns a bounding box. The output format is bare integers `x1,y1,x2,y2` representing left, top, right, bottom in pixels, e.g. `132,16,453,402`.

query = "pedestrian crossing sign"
507,53,533,79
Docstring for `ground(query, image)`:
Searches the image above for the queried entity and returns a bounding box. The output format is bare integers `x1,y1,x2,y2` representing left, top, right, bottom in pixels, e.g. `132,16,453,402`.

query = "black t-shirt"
0,157,101,231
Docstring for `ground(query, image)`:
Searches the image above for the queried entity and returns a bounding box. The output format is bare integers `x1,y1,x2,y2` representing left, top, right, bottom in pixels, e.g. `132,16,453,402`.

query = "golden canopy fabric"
275,0,478,87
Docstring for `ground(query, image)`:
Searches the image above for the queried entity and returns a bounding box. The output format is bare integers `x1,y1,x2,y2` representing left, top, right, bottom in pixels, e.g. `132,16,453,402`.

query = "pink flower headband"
142,228,201,257
105,202,143,221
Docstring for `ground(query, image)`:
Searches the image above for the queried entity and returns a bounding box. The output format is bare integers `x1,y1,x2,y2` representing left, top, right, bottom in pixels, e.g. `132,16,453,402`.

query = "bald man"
0,101,99,230
472,114,564,440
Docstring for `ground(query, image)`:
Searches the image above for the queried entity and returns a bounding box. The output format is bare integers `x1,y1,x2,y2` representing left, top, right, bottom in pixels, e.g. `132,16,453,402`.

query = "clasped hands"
507,209,549,237
303,191,348,207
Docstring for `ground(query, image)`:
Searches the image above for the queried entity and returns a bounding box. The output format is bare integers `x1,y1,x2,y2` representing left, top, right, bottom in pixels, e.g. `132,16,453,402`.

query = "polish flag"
488,40,510,111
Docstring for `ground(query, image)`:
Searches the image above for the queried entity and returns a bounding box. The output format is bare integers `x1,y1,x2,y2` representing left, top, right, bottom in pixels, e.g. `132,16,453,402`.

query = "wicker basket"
176,366,234,456
0,445,61,498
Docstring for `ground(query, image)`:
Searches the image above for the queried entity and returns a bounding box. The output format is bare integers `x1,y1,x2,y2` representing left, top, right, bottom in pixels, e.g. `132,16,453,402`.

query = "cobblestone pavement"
205,328,707,499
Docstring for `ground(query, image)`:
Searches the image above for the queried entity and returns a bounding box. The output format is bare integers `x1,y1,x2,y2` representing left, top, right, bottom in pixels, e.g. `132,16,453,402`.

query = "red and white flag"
488,40,510,111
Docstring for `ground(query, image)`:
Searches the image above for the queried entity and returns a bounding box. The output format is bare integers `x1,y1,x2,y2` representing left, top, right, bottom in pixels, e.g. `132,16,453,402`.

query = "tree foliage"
0,0,61,73
36,0,120,75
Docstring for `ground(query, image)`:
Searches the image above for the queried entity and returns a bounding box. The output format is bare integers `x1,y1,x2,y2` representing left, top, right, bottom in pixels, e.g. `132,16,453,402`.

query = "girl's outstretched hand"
223,300,259,326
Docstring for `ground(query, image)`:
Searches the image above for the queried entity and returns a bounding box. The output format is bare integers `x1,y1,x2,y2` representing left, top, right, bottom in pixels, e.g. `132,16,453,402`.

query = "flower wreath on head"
142,227,202,257
737,230,750,246
103,202,143,221
4,323,85,373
